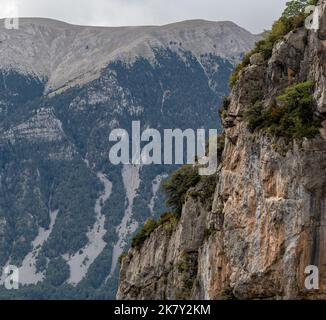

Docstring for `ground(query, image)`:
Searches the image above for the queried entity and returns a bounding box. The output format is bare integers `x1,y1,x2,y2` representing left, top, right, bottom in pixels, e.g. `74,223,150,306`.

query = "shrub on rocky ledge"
230,0,317,87
131,219,158,250
245,81,321,140
162,165,200,216
131,212,179,250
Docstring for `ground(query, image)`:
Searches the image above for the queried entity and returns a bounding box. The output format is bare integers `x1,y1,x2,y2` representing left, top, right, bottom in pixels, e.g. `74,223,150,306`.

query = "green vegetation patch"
230,0,317,87
245,81,321,140
131,219,158,250
131,212,179,250
162,165,200,217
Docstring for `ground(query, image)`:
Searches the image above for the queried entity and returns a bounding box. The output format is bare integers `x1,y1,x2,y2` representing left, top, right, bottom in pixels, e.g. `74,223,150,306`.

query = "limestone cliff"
117,0,326,300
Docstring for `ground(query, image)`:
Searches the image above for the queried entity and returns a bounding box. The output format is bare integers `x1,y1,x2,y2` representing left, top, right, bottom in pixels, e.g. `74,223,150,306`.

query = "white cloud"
0,0,288,33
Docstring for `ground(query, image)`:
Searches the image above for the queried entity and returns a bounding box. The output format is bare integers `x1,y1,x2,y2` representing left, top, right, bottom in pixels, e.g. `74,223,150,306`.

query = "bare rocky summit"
0,18,258,94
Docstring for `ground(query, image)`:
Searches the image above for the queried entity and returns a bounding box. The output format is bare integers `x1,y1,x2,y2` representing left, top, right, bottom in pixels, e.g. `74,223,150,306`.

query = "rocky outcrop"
117,1,326,300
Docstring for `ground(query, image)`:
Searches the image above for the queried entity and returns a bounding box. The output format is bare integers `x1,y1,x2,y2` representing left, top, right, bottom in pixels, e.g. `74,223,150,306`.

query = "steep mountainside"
0,18,257,299
117,0,326,300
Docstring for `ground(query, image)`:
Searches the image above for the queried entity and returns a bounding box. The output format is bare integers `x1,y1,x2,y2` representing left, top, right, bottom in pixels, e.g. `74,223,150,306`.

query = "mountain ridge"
0,18,259,94
1,17,254,29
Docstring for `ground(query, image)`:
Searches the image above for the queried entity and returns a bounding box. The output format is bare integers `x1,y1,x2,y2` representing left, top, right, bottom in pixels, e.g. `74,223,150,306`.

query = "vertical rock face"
118,179,214,300
117,1,326,300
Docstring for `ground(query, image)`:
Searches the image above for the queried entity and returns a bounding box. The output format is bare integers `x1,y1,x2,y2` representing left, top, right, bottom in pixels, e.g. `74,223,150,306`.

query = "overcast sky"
0,0,288,33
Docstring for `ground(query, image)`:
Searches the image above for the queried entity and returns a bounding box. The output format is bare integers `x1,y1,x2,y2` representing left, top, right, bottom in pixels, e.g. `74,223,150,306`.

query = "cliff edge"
117,0,326,300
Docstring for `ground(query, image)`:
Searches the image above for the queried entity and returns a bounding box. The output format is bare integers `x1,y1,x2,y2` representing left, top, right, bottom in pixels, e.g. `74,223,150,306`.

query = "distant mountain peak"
0,18,259,94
